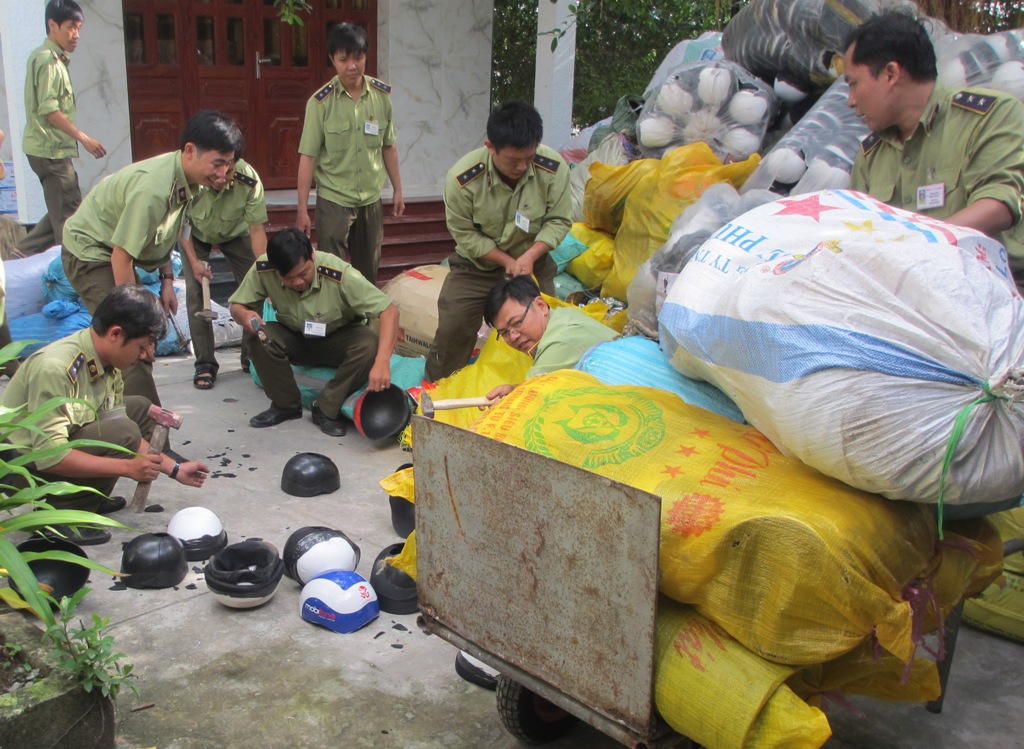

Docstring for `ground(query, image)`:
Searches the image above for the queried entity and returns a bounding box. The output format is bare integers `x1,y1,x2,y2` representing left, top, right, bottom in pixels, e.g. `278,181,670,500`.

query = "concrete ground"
3,351,1022,749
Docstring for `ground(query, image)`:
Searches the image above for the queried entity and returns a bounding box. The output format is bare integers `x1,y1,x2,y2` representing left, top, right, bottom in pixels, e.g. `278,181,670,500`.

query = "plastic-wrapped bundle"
722,0,883,99
644,31,725,95
930,19,1024,101
637,60,778,162
43,255,80,303
626,184,778,331
742,78,868,196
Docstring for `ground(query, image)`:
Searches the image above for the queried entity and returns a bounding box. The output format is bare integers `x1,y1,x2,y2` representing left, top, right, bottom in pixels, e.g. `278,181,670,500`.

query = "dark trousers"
315,196,383,284
15,156,82,256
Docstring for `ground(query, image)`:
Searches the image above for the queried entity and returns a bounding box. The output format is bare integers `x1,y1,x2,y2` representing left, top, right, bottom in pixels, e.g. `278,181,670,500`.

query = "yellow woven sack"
789,643,941,706
963,505,1024,642
566,229,615,289
601,143,760,301
582,159,659,234
655,598,831,749
471,370,938,665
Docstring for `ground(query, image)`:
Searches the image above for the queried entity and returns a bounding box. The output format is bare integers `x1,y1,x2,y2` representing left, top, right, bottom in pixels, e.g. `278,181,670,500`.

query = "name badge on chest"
916,182,945,211
515,211,530,232
364,121,380,136
304,320,327,337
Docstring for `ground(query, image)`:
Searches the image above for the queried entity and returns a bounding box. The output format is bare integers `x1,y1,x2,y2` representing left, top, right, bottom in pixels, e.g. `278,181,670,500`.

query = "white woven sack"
659,189,1024,506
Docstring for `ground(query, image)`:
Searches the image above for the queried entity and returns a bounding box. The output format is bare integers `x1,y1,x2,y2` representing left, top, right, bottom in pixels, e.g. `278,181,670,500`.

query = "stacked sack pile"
378,2,1023,746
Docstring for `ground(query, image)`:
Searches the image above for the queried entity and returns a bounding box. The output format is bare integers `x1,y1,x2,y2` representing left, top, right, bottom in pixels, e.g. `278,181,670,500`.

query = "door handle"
256,52,272,79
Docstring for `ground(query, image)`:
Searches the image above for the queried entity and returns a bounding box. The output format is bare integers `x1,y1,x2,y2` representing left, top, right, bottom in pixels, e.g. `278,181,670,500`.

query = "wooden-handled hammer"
130,404,184,513
195,262,218,322
419,391,502,419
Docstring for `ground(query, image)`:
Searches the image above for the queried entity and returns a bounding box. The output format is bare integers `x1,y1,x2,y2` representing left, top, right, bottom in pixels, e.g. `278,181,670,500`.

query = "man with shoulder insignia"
424,101,572,383
61,110,244,407
13,0,106,258
844,11,1024,292
228,228,399,436
295,22,404,284
0,284,209,545
179,157,268,390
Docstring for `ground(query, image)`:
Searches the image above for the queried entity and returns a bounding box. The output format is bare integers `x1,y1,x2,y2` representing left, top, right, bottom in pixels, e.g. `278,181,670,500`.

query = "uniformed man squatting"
424,101,572,383
844,11,1024,293
61,110,244,407
229,228,400,437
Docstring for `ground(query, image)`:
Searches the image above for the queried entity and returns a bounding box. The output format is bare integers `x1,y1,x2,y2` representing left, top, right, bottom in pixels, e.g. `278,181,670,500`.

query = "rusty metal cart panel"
413,417,676,747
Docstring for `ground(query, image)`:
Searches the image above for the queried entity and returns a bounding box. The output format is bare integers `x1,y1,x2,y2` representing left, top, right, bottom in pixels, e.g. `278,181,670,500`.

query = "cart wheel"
495,674,579,744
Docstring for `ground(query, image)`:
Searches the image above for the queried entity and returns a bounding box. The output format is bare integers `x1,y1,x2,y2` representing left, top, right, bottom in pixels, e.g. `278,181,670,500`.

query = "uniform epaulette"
67,353,85,383
233,172,257,188
860,131,881,155
315,82,335,102
456,163,486,188
256,261,275,272
952,90,996,115
532,154,560,174
369,78,392,94
86,359,100,380
169,183,188,207
317,265,343,283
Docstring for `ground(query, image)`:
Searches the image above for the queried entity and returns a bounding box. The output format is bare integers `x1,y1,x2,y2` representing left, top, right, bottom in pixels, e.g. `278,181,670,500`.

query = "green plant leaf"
0,536,56,625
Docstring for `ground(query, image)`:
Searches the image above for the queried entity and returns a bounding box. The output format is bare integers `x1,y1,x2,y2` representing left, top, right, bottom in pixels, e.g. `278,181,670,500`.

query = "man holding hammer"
1,284,209,545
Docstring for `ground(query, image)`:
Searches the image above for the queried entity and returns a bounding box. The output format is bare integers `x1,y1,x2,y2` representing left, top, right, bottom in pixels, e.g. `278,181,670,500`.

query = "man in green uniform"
844,11,1024,292
229,228,399,436
14,0,106,258
179,158,268,390
296,22,404,284
424,101,572,383
61,109,243,406
0,284,209,545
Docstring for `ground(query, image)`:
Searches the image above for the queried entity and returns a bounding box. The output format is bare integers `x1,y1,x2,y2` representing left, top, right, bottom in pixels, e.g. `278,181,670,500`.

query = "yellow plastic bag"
601,143,760,300
655,598,831,749
471,370,939,665
789,643,941,706
566,227,615,289
964,505,1024,642
582,159,659,234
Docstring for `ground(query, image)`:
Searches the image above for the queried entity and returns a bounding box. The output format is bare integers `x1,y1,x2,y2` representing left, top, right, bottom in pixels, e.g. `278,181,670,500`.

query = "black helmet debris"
121,532,188,589
281,452,341,497
283,526,361,584
204,539,285,609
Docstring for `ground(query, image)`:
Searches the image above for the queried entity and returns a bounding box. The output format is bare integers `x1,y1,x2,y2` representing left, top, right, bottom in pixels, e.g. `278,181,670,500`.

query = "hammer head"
195,310,218,321
147,404,184,429
419,391,435,419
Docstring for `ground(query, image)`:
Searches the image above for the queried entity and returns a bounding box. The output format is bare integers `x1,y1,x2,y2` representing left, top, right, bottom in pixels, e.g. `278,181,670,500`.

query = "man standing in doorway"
295,22,404,284
14,0,106,258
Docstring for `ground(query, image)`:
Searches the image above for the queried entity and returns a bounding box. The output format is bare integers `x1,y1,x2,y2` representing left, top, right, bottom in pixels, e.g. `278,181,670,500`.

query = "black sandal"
193,365,217,390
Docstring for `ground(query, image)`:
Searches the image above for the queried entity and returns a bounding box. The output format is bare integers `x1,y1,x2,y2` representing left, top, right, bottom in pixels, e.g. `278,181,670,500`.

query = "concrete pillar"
533,0,576,151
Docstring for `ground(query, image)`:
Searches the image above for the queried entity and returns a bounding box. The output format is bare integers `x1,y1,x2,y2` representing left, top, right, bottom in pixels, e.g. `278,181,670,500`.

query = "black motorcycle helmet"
204,540,285,609
281,452,341,497
283,526,361,584
13,537,90,606
121,532,188,589
354,385,413,441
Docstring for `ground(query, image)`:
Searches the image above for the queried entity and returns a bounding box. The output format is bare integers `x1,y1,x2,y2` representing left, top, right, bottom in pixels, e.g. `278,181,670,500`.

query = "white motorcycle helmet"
167,507,228,561
283,526,360,585
300,570,379,633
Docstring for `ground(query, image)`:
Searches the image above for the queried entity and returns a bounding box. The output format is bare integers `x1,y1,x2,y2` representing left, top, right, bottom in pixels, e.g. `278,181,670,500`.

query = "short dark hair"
180,110,245,160
844,11,937,83
328,23,368,58
486,101,544,151
267,228,314,276
484,275,541,327
92,284,167,341
46,0,83,30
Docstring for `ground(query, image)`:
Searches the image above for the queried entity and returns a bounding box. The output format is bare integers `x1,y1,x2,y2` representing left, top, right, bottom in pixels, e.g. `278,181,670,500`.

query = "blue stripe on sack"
660,303,977,386
833,191,945,243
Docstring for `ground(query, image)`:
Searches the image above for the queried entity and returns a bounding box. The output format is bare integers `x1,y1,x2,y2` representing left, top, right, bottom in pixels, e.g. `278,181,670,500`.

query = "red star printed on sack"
666,493,725,538
663,465,684,478
773,194,841,222
691,428,712,439
676,445,697,457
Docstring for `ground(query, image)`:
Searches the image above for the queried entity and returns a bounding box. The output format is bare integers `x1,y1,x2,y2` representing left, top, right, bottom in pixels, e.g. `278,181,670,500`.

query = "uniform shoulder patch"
952,90,996,115
67,353,85,383
456,163,486,188
317,265,343,283
86,359,100,380
860,131,882,155
532,154,560,174
233,172,257,188
256,260,275,272
315,82,335,102
369,78,392,94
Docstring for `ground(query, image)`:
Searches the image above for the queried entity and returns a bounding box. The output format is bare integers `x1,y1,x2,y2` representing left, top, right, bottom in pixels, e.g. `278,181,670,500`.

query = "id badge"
515,211,530,232
304,320,327,337
364,121,380,136
916,182,945,210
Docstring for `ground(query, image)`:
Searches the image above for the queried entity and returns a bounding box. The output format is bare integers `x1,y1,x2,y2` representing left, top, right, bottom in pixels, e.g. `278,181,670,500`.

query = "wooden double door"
123,0,378,189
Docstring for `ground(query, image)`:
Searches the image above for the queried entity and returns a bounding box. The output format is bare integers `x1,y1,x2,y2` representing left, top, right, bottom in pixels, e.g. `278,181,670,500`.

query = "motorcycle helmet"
204,539,285,609
389,462,415,539
369,542,418,615
281,452,341,497
354,385,412,441
283,526,360,585
167,506,228,561
300,569,379,633
13,538,90,606
121,532,188,589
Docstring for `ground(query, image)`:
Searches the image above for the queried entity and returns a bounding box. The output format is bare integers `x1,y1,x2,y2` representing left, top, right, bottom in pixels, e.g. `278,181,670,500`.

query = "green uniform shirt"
22,39,79,159
298,75,396,208
444,144,572,272
527,306,617,378
62,151,195,271
189,159,268,245
0,329,123,470
850,83,1024,283
230,251,391,334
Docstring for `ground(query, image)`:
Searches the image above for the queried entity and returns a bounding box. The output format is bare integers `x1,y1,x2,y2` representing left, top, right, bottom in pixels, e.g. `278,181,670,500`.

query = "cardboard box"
374,264,449,358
